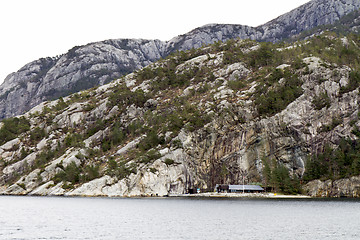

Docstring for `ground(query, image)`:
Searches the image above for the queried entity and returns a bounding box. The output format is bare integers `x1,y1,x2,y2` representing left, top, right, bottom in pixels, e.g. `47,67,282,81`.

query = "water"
0,196,359,240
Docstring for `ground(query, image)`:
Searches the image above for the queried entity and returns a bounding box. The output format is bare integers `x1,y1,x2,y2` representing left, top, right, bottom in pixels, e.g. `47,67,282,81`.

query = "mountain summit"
0,0,359,120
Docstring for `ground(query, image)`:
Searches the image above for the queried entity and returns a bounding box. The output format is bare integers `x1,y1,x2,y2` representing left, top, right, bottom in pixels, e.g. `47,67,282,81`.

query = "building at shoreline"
215,184,264,193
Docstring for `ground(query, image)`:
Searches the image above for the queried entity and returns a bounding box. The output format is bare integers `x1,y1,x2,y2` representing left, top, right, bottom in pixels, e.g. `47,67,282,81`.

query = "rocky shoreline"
0,192,312,199
169,192,312,199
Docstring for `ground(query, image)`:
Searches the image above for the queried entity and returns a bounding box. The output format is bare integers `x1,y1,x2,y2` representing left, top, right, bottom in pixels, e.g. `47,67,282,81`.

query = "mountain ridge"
1,32,360,197
1,0,360,120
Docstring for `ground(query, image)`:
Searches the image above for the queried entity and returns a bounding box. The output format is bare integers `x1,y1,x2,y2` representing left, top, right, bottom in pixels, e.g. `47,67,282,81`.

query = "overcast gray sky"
0,0,311,84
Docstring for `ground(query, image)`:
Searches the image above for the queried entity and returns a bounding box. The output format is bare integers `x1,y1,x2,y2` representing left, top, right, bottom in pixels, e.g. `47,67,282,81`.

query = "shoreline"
0,192,312,199
1,192,360,200
168,192,312,199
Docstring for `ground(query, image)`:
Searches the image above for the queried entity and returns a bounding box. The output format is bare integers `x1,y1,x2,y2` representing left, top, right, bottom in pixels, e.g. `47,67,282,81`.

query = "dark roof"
228,185,264,191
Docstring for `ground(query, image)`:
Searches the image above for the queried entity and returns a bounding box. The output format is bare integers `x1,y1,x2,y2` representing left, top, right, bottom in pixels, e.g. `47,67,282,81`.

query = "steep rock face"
66,150,188,197
1,0,360,120
305,176,360,197
1,35,360,197
0,39,166,119
260,0,360,42
166,0,360,52
165,24,261,54
0,58,57,119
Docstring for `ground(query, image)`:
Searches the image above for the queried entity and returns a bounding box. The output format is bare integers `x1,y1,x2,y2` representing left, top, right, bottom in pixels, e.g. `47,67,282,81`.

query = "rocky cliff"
260,0,360,42
305,176,360,197
0,33,360,197
0,39,166,119
1,0,360,119
165,0,360,52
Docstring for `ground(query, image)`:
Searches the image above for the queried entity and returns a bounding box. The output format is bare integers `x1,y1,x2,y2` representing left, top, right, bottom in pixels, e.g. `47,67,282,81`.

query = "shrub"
320,117,342,132
54,161,81,184
35,150,56,168
228,80,246,91
303,138,360,181
292,57,307,70
171,139,183,149
0,117,30,145
101,123,126,152
254,70,303,117
137,67,158,81
352,126,360,137
223,48,243,65
106,158,137,179
82,165,99,182
138,150,161,164
183,104,211,132
163,111,184,134
85,119,105,138
138,130,164,152
126,120,144,136
20,147,29,160
110,123,125,146
108,84,149,109
53,97,68,112
30,127,46,143
64,133,84,148
198,83,211,94
312,92,331,110
101,139,111,152
247,42,275,67
164,158,175,166
149,168,157,174
340,71,360,94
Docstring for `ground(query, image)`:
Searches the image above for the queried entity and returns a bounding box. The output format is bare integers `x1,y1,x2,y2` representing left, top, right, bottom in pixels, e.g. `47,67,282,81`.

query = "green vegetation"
164,158,175,166
108,84,149,110
227,79,246,91
29,127,46,144
304,138,360,181
3,28,360,195
247,42,275,67
222,39,245,65
138,130,164,152
85,119,105,139
64,132,84,148
137,149,161,164
263,159,302,194
106,158,136,179
101,122,126,152
53,97,69,112
0,117,30,145
312,92,331,110
254,69,303,116
340,70,360,94
53,159,100,186
54,161,81,185
34,149,58,170
319,117,343,132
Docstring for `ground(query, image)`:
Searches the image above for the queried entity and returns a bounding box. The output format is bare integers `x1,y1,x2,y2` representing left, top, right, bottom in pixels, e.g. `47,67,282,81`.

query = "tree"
262,157,272,191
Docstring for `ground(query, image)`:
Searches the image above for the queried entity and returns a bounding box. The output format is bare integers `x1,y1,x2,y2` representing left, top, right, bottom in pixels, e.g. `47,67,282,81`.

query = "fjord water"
0,196,359,240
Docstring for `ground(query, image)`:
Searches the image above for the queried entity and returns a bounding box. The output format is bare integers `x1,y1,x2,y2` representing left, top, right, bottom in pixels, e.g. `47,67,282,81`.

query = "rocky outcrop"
1,0,360,120
165,0,360,53
165,24,261,55
260,0,360,42
0,39,166,119
1,33,360,197
305,176,360,197
66,150,188,197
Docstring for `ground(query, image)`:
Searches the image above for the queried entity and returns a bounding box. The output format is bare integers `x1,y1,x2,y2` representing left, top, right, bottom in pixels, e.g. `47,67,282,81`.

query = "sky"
0,0,311,84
